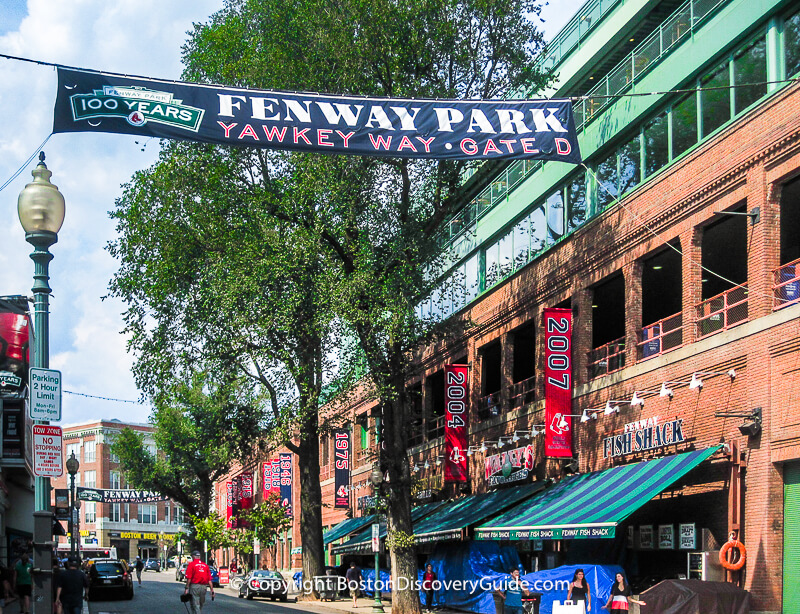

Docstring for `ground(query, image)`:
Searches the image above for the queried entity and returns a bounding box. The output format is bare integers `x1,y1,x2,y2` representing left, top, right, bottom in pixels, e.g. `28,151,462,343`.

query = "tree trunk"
297,410,325,599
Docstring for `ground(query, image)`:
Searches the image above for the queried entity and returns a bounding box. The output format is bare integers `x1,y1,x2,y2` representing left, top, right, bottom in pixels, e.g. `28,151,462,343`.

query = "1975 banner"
53,68,581,163
544,308,573,457
334,429,350,508
445,364,469,482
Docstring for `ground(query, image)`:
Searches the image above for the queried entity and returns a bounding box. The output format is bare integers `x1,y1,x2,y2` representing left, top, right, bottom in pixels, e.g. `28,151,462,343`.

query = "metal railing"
408,419,425,447
774,258,800,310
477,393,502,421
637,313,683,361
696,285,748,338
573,0,728,131
588,336,626,379
508,376,537,409
426,414,445,441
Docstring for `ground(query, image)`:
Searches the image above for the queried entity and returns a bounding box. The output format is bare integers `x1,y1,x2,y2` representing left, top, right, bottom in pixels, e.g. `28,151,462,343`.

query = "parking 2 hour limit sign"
33,425,64,477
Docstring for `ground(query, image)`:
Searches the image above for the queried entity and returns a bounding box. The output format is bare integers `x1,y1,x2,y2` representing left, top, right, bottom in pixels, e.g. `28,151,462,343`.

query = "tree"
110,370,264,541
178,1,553,610
240,494,292,553
192,513,232,552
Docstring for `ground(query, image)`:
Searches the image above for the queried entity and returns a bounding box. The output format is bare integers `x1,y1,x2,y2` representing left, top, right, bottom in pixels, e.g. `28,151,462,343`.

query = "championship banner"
271,459,281,496
231,475,241,528
76,487,169,503
225,481,234,528
279,452,293,517
262,461,272,501
444,364,469,482
53,68,582,163
544,307,573,457
334,429,351,508
238,472,254,528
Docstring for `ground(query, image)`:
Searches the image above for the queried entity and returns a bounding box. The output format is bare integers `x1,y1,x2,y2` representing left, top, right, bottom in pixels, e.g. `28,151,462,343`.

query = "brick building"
52,419,186,562
215,1,800,612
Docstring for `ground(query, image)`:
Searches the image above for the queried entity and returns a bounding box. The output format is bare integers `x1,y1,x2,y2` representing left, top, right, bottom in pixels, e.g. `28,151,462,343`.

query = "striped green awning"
330,500,448,555
412,482,545,544
324,514,376,545
475,447,720,541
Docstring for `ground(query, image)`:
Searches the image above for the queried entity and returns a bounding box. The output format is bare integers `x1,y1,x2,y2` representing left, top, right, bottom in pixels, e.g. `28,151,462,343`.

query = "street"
86,570,344,614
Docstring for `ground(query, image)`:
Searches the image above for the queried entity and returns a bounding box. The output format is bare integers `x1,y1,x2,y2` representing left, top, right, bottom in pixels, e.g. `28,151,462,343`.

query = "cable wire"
0,133,52,194
64,389,142,404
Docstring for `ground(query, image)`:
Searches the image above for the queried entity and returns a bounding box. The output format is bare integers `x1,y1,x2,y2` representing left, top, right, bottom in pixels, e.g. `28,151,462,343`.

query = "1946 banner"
334,429,350,508
445,364,469,482
53,68,581,163
544,308,573,457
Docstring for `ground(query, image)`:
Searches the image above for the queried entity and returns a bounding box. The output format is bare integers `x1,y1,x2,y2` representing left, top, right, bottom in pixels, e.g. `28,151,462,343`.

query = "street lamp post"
370,459,384,614
18,151,66,614
66,452,80,557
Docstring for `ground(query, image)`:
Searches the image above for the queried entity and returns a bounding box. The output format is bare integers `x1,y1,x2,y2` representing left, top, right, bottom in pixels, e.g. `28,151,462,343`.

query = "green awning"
330,500,448,555
324,514,376,545
475,447,720,541
412,481,545,544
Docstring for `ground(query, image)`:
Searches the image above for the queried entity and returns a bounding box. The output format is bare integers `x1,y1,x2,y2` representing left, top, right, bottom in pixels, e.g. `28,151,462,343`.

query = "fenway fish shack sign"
603,416,685,459
485,445,535,486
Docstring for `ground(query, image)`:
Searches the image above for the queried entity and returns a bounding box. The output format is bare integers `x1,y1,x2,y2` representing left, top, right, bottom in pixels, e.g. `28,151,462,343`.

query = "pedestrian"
344,561,362,607
567,568,591,612
422,563,437,612
55,558,89,614
184,550,214,614
601,573,646,612
494,568,530,614
13,553,33,614
134,556,144,586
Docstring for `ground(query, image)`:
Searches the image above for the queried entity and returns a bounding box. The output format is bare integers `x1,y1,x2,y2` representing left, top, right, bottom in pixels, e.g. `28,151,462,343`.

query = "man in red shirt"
184,551,214,613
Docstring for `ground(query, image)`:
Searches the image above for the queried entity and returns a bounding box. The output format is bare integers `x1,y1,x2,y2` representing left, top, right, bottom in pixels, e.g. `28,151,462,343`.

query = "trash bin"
313,574,339,601
523,592,542,614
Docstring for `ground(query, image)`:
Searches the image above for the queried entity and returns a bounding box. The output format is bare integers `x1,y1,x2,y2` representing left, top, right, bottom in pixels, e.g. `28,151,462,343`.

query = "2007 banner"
53,68,581,163
544,307,573,458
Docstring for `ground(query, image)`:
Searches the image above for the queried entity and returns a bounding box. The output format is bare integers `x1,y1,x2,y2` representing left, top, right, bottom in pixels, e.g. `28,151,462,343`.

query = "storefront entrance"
784,462,800,613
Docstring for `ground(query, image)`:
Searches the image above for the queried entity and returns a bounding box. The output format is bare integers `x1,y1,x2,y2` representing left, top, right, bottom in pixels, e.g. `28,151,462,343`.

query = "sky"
0,0,585,426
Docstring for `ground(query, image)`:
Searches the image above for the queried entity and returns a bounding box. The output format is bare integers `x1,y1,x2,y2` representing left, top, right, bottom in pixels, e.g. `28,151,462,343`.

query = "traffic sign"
33,424,63,477
29,368,62,421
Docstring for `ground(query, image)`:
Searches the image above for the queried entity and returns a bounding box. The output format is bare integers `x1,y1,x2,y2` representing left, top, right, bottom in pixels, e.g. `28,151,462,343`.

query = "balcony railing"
408,419,425,447
426,414,445,441
508,376,536,410
588,337,626,379
774,258,800,310
696,285,748,338
637,313,683,361
477,393,502,421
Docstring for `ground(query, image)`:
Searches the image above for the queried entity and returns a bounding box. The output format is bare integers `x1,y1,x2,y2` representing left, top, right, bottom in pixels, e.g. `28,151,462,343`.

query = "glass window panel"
84,440,96,463
85,502,96,524
485,242,500,288
498,232,513,278
672,91,698,157
787,11,800,77
513,217,530,270
701,61,731,137
546,190,565,243
595,151,618,209
429,286,443,320
618,134,641,195
567,172,587,232
465,254,479,301
84,470,96,488
734,37,767,113
644,113,668,176
530,207,546,252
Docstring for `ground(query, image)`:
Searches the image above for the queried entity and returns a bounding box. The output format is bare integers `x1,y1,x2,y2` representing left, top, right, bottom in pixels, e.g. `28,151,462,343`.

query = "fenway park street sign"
54,68,582,163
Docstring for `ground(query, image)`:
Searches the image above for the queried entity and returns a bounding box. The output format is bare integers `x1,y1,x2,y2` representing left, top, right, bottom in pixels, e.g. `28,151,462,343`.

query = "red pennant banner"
544,307,573,457
444,364,469,482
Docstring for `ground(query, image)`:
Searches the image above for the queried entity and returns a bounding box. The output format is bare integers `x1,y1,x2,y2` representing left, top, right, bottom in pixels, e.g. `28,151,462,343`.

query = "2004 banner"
53,68,582,162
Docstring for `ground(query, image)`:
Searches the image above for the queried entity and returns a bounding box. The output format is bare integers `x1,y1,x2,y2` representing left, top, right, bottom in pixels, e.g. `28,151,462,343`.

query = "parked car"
176,562,188,582
86,559,134,601
210,566,220,587
237,569,289,601
144,559,161,572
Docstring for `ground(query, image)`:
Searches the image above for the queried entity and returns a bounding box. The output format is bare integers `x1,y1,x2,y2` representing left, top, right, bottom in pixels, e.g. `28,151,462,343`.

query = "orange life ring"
719,540,747,571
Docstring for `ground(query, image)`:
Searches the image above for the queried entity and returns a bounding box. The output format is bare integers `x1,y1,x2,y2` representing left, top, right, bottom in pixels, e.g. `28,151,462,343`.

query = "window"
109,471,121,489
701,61,730,137
595,150,618,209
734,37,767,113
358,417,369,450
146,444,157,458
618,134,641,195
73,473,80,488
84,470,96,488
497,232,513,279
787,10,800,77
66,442,81,462
546,189,565,244
321,435,329,467
83,440,96,463
484,240,500,287
567,172,587,232
138,504,157,524
110,503,122,523
465,254,479,302
671,92,697,157
513,216,531,270
644,113,668,177
175,507,185,525
85,502,96,524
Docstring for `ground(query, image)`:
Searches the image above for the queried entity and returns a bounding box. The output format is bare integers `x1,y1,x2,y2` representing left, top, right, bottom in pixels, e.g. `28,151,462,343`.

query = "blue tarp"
522,564,623,614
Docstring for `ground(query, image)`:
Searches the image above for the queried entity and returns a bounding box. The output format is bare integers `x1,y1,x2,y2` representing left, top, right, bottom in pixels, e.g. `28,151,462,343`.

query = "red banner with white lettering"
333,429,351,508
444,364,469,482
238,472,254,528
262,461,272,501
271,459,281,496
544,308,573,457
225,481,234,528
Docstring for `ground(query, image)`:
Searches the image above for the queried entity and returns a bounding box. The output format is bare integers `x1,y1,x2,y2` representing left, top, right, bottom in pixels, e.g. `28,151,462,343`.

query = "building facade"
51,419,186,562
217,1,800,612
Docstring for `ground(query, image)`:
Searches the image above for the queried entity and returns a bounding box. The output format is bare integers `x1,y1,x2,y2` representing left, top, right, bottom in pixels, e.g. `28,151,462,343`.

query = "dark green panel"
784,463,800,613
